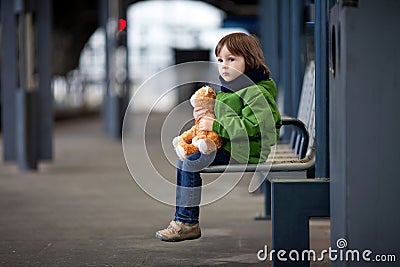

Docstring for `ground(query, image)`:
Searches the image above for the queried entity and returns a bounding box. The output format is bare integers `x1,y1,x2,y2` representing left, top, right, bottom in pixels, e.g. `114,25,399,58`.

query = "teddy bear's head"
190,86,216,110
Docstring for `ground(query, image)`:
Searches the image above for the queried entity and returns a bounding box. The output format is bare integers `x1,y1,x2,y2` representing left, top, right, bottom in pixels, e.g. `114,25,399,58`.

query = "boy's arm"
213,91,270,140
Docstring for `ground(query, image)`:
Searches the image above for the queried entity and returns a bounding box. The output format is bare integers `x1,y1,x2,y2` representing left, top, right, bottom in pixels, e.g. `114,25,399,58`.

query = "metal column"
259,0,280,86
290,0,306,118
101,0,128,139
36,0,53,160
315,0,330,178
329,1,400,265
1,0,18,161
280,0,292,119
1,0,52,170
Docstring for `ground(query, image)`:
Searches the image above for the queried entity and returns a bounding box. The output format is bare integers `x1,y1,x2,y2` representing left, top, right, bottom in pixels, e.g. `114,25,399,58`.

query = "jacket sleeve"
212,88,270,140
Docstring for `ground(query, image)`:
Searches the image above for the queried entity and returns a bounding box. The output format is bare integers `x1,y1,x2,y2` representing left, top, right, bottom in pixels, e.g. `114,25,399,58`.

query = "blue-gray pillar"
1,0,52,170
15,0,38,170
36,0,53,160
259,0,280,85
315,0,330,178
1,0,18,161
329,1,400,265
101,0,127,139
258,1,279,220
280,0,292,118
102,0,116,138
121,2,130,127
290,0,306,117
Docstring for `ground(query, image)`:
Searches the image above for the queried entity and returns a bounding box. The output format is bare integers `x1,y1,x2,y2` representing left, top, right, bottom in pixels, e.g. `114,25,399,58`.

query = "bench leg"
255,179,271,220
271,179,330,267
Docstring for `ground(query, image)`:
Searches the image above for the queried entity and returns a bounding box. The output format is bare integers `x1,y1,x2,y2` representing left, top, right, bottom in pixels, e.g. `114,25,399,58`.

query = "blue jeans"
174,149,234,224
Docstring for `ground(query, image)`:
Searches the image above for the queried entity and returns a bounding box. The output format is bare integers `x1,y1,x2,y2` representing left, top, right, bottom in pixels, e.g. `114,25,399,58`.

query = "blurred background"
52,0,252,114
2,0,281,169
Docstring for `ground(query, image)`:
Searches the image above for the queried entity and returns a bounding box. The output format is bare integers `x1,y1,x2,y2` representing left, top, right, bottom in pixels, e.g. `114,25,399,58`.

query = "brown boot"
155,221,201,242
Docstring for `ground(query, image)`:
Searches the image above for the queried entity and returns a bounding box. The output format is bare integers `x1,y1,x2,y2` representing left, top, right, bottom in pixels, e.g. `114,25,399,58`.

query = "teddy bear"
172,86,223,160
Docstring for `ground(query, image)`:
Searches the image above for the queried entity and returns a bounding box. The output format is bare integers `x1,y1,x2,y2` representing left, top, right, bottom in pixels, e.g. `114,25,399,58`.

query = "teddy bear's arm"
180,125,197,143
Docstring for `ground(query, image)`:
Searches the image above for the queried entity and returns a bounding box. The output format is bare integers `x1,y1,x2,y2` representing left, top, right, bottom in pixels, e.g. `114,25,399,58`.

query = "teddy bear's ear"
199,86,215,98
190,93,196,107
205,86,216,99
195,86,216,100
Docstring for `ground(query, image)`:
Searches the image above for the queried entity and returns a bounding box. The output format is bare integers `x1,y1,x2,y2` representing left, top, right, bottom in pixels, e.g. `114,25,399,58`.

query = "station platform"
0,115,330,266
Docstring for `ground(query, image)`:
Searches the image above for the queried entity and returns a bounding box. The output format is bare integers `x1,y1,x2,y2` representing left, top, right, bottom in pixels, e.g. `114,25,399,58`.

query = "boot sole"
155,231,201,242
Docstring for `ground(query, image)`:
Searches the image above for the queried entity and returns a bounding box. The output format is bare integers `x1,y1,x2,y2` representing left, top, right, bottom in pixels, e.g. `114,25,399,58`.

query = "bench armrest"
281,115,309,159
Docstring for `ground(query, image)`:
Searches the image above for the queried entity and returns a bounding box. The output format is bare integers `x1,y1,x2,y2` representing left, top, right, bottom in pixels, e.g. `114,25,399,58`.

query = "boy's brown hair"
215,32,271,75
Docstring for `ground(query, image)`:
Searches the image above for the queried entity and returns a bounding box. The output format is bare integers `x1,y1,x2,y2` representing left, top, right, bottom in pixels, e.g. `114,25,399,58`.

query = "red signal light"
119,19,126,32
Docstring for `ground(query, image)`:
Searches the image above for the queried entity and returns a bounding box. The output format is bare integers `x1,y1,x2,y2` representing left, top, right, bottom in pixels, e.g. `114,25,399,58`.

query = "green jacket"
212,78,282,164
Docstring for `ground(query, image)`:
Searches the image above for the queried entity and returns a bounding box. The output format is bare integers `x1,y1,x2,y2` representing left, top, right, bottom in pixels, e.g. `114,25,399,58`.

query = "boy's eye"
217,58,223,63
228,57,235,62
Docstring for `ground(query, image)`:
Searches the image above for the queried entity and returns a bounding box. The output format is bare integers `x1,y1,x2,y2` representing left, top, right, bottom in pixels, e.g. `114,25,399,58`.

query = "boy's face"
217,45,246,82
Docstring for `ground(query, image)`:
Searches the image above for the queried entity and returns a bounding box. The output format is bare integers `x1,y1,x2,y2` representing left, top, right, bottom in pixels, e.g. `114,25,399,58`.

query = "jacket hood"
257,78,278,99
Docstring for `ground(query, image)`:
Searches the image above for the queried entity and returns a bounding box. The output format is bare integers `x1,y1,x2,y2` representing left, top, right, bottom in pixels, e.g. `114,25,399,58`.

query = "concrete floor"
0,116,330,266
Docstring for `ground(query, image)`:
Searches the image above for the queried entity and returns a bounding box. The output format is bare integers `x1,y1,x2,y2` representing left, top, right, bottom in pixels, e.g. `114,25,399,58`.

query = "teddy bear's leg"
196,138,217,154
176,142,199,160
172,136,183,148
175,146,186,161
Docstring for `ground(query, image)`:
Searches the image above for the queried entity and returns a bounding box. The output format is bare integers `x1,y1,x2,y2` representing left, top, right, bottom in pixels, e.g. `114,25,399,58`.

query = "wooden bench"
201,60,330,266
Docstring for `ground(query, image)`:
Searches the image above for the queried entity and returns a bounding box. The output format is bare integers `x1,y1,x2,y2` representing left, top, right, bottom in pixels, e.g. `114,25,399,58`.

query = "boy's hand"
198,116,214,131
193,107,207,120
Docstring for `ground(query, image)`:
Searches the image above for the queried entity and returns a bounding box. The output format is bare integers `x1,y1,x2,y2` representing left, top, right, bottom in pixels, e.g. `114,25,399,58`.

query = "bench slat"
201,155,315,173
